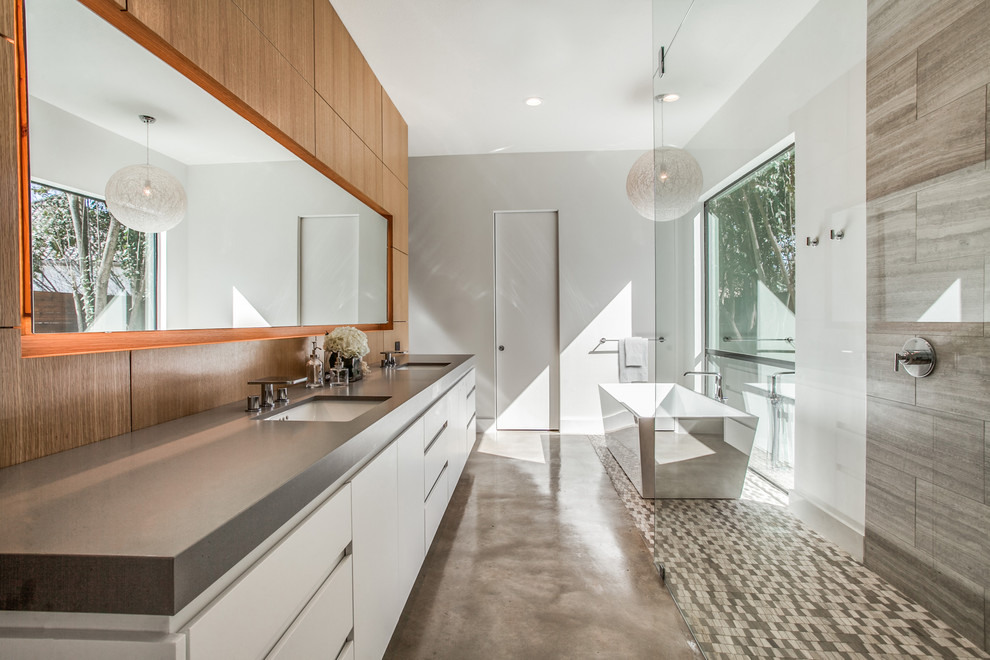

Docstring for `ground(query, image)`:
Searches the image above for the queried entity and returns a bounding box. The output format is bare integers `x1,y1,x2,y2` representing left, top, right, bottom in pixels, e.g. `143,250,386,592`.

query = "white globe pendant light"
626,92,703,222
105,115,187,233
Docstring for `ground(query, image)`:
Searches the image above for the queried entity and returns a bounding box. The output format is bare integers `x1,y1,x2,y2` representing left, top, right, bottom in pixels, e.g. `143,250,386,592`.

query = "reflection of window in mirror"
30,181,158,333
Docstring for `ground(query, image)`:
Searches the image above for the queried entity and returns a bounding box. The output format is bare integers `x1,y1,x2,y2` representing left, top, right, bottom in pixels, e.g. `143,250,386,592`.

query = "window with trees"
30,182,157,333
705,147,795,362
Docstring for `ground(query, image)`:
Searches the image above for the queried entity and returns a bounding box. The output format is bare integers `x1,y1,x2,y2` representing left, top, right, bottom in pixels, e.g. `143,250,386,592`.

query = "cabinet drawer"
465,389,476,424
423,397,449,448
267,554,353,660
337,640,355,660
186,485,352,659
424,424,448,498
425,465,448,548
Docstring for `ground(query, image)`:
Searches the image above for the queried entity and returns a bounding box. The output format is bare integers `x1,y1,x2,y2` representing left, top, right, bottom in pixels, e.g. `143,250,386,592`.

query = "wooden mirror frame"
15,0,394,358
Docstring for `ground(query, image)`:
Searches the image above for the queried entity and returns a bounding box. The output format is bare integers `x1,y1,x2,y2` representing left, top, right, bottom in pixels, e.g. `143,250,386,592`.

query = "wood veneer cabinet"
231,0,314,85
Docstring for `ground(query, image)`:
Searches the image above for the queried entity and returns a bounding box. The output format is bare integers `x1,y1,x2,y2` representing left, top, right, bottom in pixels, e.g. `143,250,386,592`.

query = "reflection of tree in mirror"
30,182,156,333
706,147,795,352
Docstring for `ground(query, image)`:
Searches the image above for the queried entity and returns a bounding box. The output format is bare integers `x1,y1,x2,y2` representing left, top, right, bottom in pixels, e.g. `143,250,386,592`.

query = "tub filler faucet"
683,370,726,403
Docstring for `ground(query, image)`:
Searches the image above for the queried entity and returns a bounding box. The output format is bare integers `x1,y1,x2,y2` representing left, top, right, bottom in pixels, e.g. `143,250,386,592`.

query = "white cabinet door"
351,443,400,660
267,555,353,660
396,418,425,602
185,485,352,660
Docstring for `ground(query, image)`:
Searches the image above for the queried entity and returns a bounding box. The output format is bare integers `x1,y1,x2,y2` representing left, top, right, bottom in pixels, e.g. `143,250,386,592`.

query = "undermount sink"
396,362,450,371
262,396,390,422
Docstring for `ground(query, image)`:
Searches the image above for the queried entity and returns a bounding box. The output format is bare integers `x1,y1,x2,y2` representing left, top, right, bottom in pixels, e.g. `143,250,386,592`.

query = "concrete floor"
386,432,703,659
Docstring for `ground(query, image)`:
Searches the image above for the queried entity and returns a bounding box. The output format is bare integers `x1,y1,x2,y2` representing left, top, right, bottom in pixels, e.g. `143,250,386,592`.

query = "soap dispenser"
305,340,324,388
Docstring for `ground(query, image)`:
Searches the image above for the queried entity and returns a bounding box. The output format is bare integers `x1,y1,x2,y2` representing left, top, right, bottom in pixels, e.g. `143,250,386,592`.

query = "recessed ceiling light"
525,97,543,107
655,93,680,103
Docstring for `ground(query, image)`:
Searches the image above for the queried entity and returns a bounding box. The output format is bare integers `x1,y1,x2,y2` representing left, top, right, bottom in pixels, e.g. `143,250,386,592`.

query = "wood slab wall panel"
313,0,353,128
391,249,408,323
0,37,20,327
167,0,227,84
382,90,407,185
313,0,336,109
866,88,986,201
315,96,354,183
916,3,990,118
222,0,267,118
0,329,23,466
130,337,309,430
126,0,172,42
0,330,131,468
231,0,315,85
866,0,982,81
383,169,408,254
271,51,316,154
346,43,366,144
1,0,14,36
362,63,382,157
867,0,990,649
365,329,384,365
383,321,408,354
866,52,916,140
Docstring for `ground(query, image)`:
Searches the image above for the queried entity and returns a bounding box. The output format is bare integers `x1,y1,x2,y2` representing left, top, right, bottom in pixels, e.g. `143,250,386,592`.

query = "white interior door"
494,211,559,430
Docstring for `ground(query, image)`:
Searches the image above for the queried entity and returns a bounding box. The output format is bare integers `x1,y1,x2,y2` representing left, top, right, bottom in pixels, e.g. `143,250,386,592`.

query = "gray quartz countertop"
0,354,475,616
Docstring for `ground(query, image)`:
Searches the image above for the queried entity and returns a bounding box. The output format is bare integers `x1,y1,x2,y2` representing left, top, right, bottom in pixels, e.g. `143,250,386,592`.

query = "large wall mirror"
21,0,390,349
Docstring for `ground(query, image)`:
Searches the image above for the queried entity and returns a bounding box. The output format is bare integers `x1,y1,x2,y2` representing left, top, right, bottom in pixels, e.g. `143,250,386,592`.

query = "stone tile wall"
866,0,990,650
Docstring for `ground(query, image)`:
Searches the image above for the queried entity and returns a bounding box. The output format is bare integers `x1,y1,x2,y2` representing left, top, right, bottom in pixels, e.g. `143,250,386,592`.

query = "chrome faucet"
381,350,407,368
683,370,725,403
769,371,795,404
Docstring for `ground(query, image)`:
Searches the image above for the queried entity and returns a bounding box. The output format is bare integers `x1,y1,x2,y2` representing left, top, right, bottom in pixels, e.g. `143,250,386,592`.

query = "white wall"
408,151,656,432
172,161,387,329
676,0,867,557
29,97,188,204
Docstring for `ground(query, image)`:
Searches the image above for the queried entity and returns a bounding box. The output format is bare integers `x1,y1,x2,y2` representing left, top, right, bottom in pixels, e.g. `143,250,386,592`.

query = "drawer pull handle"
425,421,448,453
466,386,476,399
425,461,449,500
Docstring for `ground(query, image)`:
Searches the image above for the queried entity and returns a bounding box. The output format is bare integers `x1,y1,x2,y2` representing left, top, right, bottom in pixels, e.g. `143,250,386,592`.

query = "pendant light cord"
655,0,697,79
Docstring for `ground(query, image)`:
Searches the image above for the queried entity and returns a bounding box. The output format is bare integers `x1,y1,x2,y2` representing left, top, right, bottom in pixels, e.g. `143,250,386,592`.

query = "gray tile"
934,414,986,503
986,422,990,507
866,457,919,544
867,51,917,139
867,336,916,405
917,335,990,421
917,168,990,263
867,398,934,480
865,528,985,646
917,2,990,117
917,478,935,557
866,0,982,82
933,484,990,587
872,255,985,326
867,88,987,201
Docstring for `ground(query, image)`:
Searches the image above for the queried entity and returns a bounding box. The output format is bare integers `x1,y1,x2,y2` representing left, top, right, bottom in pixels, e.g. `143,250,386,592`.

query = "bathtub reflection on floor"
599,383,758,499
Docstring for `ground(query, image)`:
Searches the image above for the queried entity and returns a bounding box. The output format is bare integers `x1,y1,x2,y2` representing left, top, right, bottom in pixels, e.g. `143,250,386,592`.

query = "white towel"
618,337,649,383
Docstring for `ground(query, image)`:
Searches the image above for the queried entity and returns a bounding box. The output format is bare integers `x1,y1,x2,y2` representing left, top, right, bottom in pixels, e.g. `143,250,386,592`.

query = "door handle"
498,345,505,351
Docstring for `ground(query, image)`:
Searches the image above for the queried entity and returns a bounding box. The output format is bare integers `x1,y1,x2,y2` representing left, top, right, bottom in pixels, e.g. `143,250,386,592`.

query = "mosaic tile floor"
588,435,988,659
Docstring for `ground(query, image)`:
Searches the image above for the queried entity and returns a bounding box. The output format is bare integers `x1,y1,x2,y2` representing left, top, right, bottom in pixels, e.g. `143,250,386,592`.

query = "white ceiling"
331,0,820,157
27,0,294,165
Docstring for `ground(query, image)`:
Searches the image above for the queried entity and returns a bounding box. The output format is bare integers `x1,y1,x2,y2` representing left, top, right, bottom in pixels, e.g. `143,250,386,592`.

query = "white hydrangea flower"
323,326,370,358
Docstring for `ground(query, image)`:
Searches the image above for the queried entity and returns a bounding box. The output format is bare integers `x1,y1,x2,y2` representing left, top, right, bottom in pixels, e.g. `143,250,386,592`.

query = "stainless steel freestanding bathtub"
599,383,759,499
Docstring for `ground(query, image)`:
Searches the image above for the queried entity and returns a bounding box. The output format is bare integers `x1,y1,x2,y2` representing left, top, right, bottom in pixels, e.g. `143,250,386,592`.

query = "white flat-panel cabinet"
267,555,353,659
185,485,352,659
351,443,400,660
396,418,426,602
